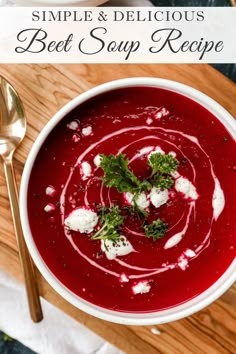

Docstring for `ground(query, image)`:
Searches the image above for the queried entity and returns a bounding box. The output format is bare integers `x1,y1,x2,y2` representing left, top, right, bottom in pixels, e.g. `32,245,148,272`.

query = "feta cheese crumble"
45,185,56,197
135,193,150,209
132,280,151,295
177,248,196,270
154,107,169,120
175,176,198,200
80,161,92,180
146,117,153,125
64,208,98,233
94,154,102,167
67,120,79,131
44,203,56,213
82,126,93,137
101,235,134,260
149,187,168,208
119,273,129,283
177,255,188,270
184,248,196,258
124,192,150,210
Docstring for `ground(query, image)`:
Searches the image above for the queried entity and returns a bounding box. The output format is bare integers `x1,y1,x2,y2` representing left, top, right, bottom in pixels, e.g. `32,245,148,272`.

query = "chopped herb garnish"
148,153,178,190
149,153,178,175
91,205,123,243
152,174,174,190
93,152,177,243
144,219,168,241
100,152,178,195
122,205,136,216
100,153,151,194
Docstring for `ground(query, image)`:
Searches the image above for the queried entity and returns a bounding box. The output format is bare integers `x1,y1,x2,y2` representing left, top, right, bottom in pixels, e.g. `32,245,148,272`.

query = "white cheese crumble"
82,126,93,137
94,154,102,167
44,203,56,213
124,192,150,210
184,249,196,258
146,117,153,125
154,107,169,120
124,192,134,205
80,161,92,180
149,187,168,208
119,273,129,283
175,176,198,200
64,208,98,233
45,185,56,197
177,248,196,270
132,281,151,295
101,236,134,260
67,121,79,131
177,255,188,270
135,193,150,209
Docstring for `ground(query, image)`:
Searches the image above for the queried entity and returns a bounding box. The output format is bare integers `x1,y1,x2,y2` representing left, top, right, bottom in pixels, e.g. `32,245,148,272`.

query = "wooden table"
0,64,235,354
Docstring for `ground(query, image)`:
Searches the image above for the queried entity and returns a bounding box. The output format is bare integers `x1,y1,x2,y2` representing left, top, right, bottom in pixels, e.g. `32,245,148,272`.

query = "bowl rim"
19,77,236,325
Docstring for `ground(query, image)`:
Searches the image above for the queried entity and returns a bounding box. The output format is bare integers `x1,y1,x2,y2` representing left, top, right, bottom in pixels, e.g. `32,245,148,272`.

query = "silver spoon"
0,76,43,322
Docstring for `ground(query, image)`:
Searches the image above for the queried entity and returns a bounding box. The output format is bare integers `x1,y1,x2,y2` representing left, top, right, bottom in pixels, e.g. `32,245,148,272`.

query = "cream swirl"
59,125,225,280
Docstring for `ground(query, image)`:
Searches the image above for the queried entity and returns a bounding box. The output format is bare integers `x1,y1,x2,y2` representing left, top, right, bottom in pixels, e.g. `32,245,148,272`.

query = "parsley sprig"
144,219,168,241
91,205,123,243
92,152,178,244
100,152,178,194
100,153,152,194
148,153,179,190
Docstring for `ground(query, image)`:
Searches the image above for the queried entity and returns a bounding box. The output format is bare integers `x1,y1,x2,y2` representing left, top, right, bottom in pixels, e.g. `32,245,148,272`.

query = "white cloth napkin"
0,268,124,354
0,0,14,5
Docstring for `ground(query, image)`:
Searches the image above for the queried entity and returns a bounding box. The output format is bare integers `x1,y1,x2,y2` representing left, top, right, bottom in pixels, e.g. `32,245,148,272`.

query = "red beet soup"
27,87,236,312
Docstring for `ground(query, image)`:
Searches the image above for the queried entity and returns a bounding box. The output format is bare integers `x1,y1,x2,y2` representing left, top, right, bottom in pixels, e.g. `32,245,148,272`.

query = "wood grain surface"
0,64,235,354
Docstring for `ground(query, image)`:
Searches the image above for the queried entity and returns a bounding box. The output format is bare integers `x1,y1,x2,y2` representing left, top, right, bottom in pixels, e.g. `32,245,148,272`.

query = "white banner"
0,7,235,63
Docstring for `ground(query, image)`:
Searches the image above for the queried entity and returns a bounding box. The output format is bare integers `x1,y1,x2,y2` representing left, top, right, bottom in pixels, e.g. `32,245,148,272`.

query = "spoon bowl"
0,76,43,322
0,77,26,157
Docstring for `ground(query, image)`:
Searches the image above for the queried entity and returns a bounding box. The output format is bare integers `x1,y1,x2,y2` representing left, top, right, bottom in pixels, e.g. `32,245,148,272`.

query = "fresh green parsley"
152,174,174,190
148,153,179,190
149,153,179,175
100,153,152,194
144,219,168,241
100,152,178,194
91,205,123,243
95,152,177,242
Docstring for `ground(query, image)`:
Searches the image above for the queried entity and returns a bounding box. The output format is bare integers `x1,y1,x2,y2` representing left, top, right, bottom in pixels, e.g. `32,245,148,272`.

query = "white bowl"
20,77,236,325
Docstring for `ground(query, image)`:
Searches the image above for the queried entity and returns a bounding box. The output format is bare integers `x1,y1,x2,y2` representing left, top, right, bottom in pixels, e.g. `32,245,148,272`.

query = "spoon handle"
3,158,43,323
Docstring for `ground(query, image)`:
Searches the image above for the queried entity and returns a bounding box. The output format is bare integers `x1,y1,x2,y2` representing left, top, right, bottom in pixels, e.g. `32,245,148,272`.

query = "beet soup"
27,87,236,312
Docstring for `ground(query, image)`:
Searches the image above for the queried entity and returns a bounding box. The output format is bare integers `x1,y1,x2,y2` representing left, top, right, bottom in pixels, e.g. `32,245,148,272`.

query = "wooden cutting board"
0,64,235,354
